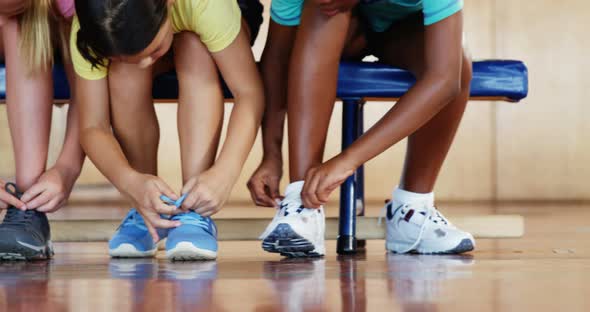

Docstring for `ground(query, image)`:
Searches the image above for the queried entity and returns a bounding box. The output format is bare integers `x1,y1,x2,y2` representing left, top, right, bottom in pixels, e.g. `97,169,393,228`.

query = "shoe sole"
109,243,157,258
262,223,324,258
0,240,53,261
387,238,475,255
166,242,217,261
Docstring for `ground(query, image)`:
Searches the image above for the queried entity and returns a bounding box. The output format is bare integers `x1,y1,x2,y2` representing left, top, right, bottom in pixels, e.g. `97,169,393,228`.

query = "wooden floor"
1,202,590,311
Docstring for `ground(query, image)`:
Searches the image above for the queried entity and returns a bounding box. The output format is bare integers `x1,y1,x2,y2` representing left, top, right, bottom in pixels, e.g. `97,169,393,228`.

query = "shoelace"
161,194,212,231
278,199,314,217
2,182,34,226
378,201,451,254
171,212,212,231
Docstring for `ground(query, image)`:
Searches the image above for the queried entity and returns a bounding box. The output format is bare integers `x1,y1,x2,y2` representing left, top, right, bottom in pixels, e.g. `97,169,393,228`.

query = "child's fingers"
154,201,178,215
145,222,160,243
0,191,26,210
36,197,63,213
156,181,178,201
24,191,53,210
181,189,199,211
248,179,275,207
302,172,322,208
181,178,197,196
150,216,181,229
21,183,46,203
195,204,216,217
266,177,282,206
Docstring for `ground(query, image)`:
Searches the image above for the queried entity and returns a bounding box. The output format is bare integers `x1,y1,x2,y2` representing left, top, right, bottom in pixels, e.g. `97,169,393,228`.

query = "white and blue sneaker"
260,181,325,258
166,211,218,261
384,201,475,254
108,209,167,258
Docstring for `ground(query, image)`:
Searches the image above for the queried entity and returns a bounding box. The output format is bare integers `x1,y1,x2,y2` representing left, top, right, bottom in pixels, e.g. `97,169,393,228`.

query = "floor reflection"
386,254,474,311
261,258,326,311
0,250,476,312
109,258,220,311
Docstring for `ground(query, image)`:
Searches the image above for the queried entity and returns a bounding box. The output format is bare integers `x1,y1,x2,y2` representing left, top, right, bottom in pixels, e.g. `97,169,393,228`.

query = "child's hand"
313,0,359,16
247,158,283,208
0,179,26,210
21,165,79,213
125,173,181,242
302,157,355,208
180,168,234,217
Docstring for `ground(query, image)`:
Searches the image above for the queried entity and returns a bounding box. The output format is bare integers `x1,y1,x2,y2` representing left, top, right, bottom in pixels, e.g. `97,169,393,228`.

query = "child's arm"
21,23,85,212
247,21,296,207
76,77,180,240
179,27,264,216
302,12,464,207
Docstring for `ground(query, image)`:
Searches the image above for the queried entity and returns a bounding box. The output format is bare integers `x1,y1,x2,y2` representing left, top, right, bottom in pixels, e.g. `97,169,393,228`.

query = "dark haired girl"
72,0,264,260
251,0,474,257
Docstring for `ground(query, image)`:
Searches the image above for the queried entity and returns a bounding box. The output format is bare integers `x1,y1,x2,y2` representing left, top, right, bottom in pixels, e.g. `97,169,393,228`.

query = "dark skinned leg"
371,15,472,193
288,2,366,182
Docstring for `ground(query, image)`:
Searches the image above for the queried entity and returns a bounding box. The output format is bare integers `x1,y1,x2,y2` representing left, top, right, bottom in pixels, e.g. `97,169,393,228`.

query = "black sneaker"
0,183,53,261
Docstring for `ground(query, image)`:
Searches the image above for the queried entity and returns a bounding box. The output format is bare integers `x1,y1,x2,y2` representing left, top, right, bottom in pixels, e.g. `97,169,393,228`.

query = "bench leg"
355,103,367,251
338,99,362,255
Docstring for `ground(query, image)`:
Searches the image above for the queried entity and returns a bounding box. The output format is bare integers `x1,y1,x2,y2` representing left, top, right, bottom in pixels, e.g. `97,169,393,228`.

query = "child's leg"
2,19,52,191
400,53,471,192
173,32,224,181
287,2,365,181
108,62,159,175
370,15,472,193
370,14,474,254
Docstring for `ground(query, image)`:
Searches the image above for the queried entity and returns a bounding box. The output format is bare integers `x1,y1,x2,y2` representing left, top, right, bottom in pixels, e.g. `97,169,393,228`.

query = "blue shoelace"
161,194,213,232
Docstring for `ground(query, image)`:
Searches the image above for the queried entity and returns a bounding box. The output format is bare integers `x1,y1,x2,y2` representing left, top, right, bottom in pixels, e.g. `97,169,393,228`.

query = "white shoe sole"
109,243,157,258
166,242,217,261
386,238,475,255
261,223,325,258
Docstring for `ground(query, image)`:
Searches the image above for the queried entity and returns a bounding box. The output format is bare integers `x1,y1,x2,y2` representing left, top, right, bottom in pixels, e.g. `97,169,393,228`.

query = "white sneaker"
260,182,325,258
384,201,475,254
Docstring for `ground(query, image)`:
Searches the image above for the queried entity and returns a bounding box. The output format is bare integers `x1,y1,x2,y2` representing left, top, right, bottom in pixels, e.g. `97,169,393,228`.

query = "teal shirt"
360,0,464,32
270,0,463,30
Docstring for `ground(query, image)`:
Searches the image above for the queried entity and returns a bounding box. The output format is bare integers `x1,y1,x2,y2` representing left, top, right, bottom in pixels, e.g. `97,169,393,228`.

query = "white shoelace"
379,202,451,253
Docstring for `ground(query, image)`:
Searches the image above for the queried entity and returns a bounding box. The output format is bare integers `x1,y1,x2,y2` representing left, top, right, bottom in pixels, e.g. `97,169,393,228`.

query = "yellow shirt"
70,0,241,80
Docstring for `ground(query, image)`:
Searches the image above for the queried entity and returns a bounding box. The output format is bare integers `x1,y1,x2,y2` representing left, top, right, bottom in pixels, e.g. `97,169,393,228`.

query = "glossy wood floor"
1,202,590,312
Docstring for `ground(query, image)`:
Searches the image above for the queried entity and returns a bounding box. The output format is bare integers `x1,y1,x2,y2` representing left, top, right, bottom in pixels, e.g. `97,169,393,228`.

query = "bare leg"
3,19,52,190
108,62,159,175
288,2,366,181
174,32,224,182
370,15,472,193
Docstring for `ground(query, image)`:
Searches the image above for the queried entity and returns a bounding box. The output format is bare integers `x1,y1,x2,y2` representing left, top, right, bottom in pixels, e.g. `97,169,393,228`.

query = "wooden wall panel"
495,0,590,200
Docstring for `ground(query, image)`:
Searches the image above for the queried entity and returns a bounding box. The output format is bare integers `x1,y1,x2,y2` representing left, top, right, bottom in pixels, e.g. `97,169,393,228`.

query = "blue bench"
0,60,529,254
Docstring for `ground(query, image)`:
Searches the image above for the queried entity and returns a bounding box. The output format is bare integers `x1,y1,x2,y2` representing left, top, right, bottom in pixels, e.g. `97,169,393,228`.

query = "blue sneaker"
166,211,218,261
109,209,167,258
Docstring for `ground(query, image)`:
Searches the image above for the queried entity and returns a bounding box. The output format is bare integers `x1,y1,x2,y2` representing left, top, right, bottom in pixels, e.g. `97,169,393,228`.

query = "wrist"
53,161,82,181
208,164,239,184
261,153,283,166
338,150,361,171
120,169,142,194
